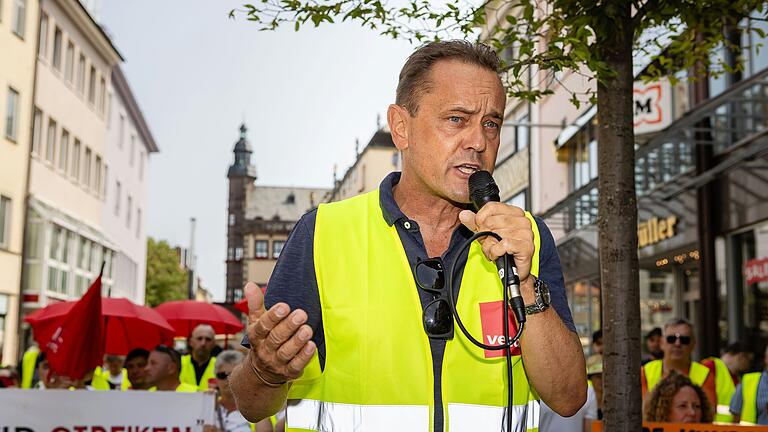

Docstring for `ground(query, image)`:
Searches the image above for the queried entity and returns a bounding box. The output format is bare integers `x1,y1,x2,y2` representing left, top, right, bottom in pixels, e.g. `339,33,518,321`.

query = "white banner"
0,389,215,431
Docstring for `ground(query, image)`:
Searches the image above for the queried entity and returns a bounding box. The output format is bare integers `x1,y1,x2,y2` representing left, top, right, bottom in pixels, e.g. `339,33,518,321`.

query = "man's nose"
463,123,488,152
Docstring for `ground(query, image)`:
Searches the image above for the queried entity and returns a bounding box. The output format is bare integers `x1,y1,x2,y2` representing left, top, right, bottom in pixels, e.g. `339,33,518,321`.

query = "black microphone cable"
447,230,525,432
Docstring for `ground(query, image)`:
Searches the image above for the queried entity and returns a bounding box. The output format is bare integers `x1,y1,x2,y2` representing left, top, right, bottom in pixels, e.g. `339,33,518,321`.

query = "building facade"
0,0,39,366
102,65,157,305
21,0,122,339
328,128,400,202
534,15,768,360
225,123,328,303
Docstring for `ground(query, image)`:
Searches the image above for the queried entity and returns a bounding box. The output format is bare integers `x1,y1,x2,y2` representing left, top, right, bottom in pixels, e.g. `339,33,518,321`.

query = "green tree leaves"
145,237,188,307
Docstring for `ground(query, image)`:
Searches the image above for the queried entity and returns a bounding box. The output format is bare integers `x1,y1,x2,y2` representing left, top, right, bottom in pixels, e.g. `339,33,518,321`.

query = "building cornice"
58,0,123,65
112,66,159,153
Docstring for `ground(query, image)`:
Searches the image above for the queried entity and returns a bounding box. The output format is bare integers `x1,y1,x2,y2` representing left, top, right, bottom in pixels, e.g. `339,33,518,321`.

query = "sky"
100,1,417,300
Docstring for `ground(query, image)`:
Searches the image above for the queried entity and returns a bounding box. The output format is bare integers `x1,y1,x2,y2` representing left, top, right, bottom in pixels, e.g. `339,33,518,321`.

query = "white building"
102,66,157,304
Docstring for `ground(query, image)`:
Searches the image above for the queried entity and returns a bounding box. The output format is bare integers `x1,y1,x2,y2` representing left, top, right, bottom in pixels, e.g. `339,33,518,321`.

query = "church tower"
226,123,257,303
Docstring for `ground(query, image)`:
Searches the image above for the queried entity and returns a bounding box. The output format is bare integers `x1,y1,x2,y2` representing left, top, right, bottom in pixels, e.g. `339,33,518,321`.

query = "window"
83,147,91,186
5,87,19,141
47,225,73,295
136,208,141,238
272,240,285,259
114,181,121,215
139,150,145,180
45,118,56,164
118,115,125,148
64,42,74,82
76,54,85,94
58,129,69,172
516,114,529,151
94,156,102,192
255,240,268,259
99,77,106,113
31,108,41,154
12,0,26,38
38,13,48,57
52,27,62,70
569,123,599,191
126,195,132,228
505,189,527,210
71,139,81,179
129,135,135,165
235,247,243,261
102,165,108,198
228,214,235,226
0,196,10,248
88,66,96,104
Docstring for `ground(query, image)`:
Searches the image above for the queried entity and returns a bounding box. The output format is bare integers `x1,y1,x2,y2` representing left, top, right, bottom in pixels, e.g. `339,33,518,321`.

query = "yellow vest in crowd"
175,382,199,392
704,357,736,423
20,346,39,389
179,354,216,391
739,372,763,425
286,190,542,432
91,366,131,391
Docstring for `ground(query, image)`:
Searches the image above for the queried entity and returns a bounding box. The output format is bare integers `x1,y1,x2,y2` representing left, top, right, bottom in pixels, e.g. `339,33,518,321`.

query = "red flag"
44,273,104,381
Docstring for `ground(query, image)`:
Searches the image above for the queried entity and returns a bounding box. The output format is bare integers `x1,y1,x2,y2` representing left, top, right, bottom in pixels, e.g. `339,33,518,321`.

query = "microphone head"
468,170,500,211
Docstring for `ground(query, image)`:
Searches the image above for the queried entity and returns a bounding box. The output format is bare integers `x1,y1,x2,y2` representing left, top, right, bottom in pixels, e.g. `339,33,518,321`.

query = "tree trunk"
596,5,642,431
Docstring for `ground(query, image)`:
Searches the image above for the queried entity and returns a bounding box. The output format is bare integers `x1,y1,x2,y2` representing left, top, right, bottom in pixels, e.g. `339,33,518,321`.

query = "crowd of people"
1,324,283,432
541,318,766,431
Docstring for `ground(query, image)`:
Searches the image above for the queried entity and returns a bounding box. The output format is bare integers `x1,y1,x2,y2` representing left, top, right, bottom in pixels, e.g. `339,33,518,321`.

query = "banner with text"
0,389,215,432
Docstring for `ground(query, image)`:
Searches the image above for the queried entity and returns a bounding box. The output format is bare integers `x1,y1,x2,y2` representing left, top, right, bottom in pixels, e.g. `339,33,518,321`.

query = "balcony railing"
542,68,768,233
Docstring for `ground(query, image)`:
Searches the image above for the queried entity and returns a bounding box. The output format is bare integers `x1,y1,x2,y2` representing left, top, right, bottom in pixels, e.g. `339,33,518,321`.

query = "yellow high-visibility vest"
286,190,542,431
179,354,216,391
703,357,736,423
739,372,763,425
20,346,39,389
91,366,131,391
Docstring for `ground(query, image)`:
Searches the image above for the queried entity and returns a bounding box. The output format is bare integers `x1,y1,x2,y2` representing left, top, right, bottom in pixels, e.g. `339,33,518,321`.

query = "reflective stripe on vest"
179,354,216,391
287,190,541,432
643,360,710,392
706,357,735,423
20,347,39,389
740,372,762,425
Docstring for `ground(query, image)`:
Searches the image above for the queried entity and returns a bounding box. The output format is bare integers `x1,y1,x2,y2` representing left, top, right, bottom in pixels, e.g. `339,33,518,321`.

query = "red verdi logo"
478,301,522,358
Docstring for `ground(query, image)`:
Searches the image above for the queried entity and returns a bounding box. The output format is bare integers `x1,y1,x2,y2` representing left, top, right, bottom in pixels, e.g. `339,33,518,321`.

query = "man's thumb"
244,282,265,322
459,210,477,232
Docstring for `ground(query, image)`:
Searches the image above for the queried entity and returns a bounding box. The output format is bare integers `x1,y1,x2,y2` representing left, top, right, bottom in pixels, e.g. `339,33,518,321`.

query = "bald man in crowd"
180,324,218,391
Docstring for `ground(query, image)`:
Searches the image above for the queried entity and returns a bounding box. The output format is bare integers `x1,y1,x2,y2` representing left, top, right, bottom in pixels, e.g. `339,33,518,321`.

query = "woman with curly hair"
644,371,713,423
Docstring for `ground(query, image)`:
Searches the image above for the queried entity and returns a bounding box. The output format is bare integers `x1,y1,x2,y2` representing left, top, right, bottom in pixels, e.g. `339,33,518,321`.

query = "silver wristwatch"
524,277,551,315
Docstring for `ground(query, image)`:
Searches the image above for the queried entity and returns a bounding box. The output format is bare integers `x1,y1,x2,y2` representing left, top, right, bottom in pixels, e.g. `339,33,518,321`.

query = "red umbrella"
27,297,175,355
155,300,244,337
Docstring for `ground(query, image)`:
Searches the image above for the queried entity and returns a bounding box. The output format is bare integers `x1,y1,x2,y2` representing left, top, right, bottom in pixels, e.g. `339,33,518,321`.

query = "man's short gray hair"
664,318,693,335
216,350,245,368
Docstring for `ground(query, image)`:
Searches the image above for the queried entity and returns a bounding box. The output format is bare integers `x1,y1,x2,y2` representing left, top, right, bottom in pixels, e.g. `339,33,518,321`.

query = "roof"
246,186,329,221
60,0,123,64
111,66,159,153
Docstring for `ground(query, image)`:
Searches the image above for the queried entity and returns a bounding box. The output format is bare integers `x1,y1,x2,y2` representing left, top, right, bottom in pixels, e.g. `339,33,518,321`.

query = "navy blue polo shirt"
245,172,575,431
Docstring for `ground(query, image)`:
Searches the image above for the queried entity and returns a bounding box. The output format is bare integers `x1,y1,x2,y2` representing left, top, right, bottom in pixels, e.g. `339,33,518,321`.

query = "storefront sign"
634,79,673,135
591,420,759,432
638,215,677,249
745,256,768,285
0,389,215,431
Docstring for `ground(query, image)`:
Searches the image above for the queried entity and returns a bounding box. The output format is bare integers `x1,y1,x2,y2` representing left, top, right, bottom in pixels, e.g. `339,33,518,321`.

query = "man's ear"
387,104,410,151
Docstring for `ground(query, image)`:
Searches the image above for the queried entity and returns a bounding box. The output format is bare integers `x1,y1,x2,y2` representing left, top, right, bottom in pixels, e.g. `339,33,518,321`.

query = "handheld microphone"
468,170,526,324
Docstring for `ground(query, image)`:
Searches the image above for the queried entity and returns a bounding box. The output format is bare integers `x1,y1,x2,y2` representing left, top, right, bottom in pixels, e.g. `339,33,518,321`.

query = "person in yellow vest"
180,324,217,391
145,344,197,392
19,345,40,389
229,40,587,431
640,318,734,422
730,345,768,425
91,354,131,390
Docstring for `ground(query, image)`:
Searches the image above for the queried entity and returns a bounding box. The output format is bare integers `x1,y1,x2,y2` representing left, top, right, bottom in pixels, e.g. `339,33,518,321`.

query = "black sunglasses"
216,371,230,380
666,334,692,345
414,258,453,340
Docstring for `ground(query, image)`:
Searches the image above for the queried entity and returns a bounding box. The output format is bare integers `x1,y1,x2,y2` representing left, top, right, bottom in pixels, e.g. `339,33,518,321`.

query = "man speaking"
230,40,586,431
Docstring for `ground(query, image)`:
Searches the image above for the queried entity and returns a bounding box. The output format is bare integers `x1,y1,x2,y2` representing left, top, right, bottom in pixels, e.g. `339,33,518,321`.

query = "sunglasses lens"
679,336,691,345
216,371,228,379
666,335,692,345
666,335,676,344
423,299,452,335
416,260,444,292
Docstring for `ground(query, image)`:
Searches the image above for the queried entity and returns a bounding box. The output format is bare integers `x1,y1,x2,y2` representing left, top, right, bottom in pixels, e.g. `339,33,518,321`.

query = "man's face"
144,351,172,386
190,327,215,359
125,356,148,387
592,339,603,354
661,324,694,362
394,60,506,204
646,334,661,353
215,362,236,396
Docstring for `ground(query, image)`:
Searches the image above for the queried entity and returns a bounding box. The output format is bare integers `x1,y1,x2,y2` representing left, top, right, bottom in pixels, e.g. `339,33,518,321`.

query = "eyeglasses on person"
215,371,230,380
413,257,453,340
666,334,691,345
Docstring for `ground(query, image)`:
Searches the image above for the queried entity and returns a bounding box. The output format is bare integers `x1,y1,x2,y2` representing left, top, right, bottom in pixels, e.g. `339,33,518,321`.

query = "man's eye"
484,120,499,129
448,116,463,123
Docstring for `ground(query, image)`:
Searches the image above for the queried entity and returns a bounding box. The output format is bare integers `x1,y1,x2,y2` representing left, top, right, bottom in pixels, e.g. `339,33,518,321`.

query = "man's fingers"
264,309,308,351
479,214,532,233
285,341,316,379
251,303,291,340
275,324,313,363
459,210,478,232
245,282,266,324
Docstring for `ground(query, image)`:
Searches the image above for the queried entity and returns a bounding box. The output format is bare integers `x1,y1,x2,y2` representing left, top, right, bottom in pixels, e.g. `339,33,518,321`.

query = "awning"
555,105,597,150
28,196,119,251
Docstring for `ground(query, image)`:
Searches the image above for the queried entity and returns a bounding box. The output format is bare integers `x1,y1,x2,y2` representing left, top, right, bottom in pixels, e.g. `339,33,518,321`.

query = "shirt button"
403,221,412,230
